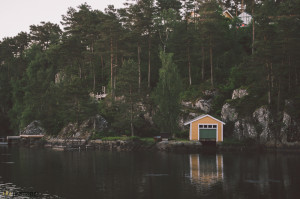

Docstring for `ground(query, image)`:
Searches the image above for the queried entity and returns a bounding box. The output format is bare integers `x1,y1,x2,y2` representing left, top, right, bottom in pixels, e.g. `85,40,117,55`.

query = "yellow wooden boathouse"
184,114,225,142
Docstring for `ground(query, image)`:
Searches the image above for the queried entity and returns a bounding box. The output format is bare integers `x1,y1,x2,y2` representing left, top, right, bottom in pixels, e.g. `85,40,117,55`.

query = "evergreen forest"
0,0,299,139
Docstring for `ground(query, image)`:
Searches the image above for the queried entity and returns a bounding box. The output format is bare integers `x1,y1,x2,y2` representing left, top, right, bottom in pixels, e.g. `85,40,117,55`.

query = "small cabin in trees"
222,10,234,20
238,12,252,27
184,114,225,142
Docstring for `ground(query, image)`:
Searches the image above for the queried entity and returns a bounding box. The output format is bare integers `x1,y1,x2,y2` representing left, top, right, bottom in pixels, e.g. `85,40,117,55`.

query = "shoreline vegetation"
17,136,300,153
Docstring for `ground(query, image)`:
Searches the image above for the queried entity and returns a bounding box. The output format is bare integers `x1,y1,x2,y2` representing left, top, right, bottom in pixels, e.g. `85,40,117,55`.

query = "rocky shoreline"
43,139,204,152
19,137,299,153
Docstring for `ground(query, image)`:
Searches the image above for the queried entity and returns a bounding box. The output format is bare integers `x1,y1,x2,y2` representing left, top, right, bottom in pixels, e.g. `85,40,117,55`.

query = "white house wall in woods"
238,12,252,26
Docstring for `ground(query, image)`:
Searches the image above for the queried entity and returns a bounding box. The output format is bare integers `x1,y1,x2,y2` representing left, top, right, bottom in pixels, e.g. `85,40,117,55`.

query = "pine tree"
116,59,141,136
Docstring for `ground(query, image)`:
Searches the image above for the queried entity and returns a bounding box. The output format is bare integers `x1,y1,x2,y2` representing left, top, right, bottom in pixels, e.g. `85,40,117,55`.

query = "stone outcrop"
221,103,238,122
280,100,300,143
89,140,202,152
232,88,248,99
194,99,212,113
234,119,257,140
181,90,216,113
233,106,272,143
253,106,272,142
202,89,217,97
57,115,107,140
181,101,193,108
55,72,65,84
20,120,45,135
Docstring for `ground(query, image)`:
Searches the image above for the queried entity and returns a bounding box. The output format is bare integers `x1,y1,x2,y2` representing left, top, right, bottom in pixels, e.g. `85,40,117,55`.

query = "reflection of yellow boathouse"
189,154,223,186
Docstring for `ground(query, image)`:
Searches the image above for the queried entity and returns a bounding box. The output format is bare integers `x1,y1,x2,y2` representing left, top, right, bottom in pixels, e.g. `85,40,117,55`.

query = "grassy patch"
173,138,189,142
94,136,156,145
100,136,129,141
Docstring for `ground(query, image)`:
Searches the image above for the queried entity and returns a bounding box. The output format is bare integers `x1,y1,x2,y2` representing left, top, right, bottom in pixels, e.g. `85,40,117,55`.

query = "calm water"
1,146,300,199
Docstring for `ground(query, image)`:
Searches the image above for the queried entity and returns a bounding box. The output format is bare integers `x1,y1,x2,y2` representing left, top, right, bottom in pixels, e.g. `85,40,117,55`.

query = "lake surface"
1,146,300,199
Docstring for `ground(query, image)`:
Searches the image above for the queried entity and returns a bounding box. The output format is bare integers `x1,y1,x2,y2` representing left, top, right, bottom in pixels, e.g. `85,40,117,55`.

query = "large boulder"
202,89,217,97
85,114,108,133
253,106,272,142
233,106,273,143
234,119,257,140
181,101,193,108
280,100,300,143
195,99,212,113
221,103,238,122
20,120,45,135
232,88,248,99
58,115,108,140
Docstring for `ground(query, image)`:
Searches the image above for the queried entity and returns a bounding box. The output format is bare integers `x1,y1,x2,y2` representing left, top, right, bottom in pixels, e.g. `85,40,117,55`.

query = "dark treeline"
0,0,299,137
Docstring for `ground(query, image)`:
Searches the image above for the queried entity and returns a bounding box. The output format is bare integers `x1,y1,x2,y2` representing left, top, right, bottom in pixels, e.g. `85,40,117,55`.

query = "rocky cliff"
220,88,300,144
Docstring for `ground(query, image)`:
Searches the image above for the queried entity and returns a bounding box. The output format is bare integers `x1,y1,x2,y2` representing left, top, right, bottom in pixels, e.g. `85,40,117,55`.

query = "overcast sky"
0,0,126,40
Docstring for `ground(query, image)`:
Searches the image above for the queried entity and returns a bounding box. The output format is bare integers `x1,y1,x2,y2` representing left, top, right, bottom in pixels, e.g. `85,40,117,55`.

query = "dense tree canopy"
0,0,299,138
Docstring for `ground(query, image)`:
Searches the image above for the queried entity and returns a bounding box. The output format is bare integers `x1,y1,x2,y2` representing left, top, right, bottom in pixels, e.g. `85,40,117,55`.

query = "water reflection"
189,154,223,188
1,146,300,199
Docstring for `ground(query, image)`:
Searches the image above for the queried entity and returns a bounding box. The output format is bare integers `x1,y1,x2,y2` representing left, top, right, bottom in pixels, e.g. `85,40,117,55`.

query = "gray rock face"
144,112,154,125
253,106,272,142
232,88,248,99
280,111,300,143
181,101,193,108
87,114,108,133
232,106,273,142
234,119,257,140
21,120,45,135
280,112,291,143
55,72,65,84
195,99,212,113
202,89,217,97
58,115,108,140
221,103,238,122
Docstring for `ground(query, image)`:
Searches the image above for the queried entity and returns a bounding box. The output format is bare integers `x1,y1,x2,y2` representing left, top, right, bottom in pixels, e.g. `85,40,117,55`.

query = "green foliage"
175,130,189,139
0,0,299,141
153,51,182,135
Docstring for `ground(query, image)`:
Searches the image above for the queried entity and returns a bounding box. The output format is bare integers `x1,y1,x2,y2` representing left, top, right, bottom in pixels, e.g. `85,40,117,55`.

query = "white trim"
189,155,192,178
223,10,233,19
221,124,223,141
198,123,218,141
184,114,225,125
189,124,192,140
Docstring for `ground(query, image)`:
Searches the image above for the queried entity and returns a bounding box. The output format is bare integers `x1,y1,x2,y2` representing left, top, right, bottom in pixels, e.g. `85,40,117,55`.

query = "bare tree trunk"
93,68,96,92
110,34,114,100
277,77,281,113
79,67,82,79
138,43,141,93
266,62,271,105
130,86,134,136
187,42,192,86
114,41,118,91
201,46,205,81
148,36,151,88
288,55,291,92
210,47,213,88
295,57,298,86
252,9,255,54
270,62,274,90
101,55,104,83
